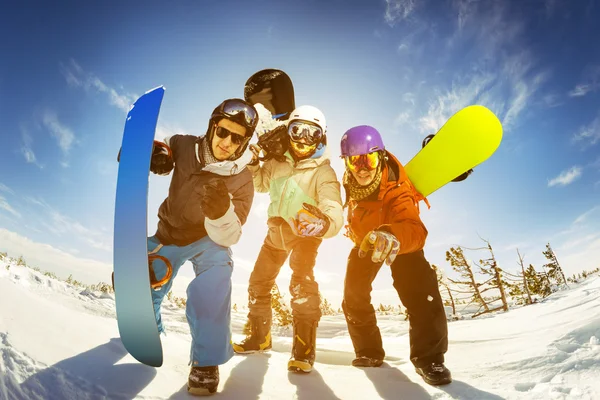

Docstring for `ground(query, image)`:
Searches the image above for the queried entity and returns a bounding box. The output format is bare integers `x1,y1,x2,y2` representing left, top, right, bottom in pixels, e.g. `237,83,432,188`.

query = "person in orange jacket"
339,125,452,386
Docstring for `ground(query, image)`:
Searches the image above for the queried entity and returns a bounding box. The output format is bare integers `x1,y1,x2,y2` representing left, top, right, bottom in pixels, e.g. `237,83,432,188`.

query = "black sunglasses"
214,126,247,145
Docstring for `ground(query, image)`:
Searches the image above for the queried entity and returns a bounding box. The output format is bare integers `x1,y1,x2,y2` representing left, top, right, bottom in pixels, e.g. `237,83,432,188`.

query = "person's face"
211,119,247,160
346,151,381,186
350,168,378,186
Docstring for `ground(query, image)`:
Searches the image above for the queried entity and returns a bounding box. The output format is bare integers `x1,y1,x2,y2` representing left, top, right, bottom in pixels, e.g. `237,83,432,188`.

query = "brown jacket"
344,151,429,255
154,134,254,247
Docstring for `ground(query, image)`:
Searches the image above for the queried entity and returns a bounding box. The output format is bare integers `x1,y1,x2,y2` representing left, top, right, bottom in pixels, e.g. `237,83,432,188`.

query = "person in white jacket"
232,105,344,374
120,98,258,396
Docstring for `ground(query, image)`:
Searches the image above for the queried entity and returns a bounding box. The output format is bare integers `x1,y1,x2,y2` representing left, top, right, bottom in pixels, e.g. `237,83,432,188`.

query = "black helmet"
207,98,259,160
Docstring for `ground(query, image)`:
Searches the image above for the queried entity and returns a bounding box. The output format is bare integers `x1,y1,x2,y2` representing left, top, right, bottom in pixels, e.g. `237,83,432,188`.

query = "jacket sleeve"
247,159,273,193
204,176,255,247
377,182,428,254
316,165,344,238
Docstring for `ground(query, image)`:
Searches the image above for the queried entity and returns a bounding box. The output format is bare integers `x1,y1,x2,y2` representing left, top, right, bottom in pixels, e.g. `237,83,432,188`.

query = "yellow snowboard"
405,105,503,198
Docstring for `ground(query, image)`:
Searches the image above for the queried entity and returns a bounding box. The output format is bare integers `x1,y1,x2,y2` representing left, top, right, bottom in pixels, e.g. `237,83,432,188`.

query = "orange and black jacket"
344,151,430,255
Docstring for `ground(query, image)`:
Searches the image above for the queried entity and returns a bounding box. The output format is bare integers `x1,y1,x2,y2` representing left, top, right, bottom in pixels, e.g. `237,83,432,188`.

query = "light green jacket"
247,146,343,239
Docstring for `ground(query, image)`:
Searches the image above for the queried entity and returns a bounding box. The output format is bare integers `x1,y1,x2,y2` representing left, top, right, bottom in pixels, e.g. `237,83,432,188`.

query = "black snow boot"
415,362,452,385
232,316,272,354
187,366,219,396
288,319,318,373
352,356,383,367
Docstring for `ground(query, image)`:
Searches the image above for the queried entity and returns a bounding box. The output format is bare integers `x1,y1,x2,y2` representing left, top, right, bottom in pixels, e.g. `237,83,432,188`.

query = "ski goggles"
214,126,247,145
288,120,323,145
344,151,381,173
218,99,259,132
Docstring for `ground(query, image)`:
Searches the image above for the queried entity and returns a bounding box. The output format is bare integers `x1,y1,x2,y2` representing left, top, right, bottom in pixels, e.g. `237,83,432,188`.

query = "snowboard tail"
405,105,503,198
113,86,165,367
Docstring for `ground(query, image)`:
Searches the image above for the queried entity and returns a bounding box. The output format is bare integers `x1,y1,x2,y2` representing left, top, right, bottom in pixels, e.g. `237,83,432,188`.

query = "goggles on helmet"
288,120,323,145
344,151,381,173
214,99,259,134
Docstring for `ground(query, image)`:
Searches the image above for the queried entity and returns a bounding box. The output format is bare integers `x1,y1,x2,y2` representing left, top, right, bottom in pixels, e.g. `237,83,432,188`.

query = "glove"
117,141,174,176
358,230,400,265
257,125,289,161
150,141,174,175
201,178,231,220
288,203,330,238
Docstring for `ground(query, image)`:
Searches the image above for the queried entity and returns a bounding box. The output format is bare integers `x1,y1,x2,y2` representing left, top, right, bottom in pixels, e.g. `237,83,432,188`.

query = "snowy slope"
1,256,599,400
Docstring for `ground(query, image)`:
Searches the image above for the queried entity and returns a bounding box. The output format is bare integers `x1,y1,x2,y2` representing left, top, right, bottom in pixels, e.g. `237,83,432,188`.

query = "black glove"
150,141,174,175
257,125,289,161
117,141,174,176
201,179,231,220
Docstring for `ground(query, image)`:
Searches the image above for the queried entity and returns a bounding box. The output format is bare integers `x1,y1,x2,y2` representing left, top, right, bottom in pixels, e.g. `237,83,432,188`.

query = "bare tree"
476,237,509,312
432,264,457,318
445,246,489,316
516,249,533,305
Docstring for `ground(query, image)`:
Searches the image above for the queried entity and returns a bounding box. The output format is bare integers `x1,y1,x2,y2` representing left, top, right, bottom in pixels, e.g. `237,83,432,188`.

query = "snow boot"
287,319,318,373
187,366,219,396
352,356,383,367
415,362,452,385
232,316,272,354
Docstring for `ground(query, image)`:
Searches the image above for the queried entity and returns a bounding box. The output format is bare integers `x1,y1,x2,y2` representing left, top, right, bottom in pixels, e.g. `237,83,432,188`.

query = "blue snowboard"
113,86,165,367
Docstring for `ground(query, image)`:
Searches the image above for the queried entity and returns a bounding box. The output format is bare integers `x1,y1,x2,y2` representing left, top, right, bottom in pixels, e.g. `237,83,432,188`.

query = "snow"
1,256,600,399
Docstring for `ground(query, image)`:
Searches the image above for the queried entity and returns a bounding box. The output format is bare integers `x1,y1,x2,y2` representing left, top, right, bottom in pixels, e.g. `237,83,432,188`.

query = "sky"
1,0,599,306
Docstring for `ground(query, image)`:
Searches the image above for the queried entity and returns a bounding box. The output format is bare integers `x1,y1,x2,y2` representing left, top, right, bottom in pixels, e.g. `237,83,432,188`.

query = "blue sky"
1,0,599,306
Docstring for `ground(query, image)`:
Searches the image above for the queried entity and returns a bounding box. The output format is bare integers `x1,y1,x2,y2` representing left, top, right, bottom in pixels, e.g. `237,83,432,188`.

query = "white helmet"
288,105,327,134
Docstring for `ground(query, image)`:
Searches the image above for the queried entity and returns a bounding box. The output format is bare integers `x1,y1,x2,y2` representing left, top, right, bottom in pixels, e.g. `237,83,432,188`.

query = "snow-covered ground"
1,256,599,400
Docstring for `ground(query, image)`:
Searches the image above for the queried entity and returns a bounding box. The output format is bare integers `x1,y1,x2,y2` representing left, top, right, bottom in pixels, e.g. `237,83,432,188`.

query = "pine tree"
319,293,336,316
271,283,293,327
542,242,568,288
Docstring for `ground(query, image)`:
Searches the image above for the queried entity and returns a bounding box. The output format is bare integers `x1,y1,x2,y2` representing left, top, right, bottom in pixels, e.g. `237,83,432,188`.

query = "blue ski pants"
147,234,233,367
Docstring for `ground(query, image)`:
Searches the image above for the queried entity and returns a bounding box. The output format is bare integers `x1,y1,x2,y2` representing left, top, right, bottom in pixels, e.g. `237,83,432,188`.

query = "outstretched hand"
201,179,231,220
288,203,330,238
358,230,400,265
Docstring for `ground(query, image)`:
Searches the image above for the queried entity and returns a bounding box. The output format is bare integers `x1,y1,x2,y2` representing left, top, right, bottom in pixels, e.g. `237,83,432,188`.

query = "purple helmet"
340,125,385,157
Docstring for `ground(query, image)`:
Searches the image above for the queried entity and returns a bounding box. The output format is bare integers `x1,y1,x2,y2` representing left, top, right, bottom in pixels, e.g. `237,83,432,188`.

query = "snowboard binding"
111,253,173,291
422,134,473,182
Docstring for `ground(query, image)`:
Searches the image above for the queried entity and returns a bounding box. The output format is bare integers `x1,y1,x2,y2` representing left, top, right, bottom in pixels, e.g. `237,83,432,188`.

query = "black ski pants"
342,247,448,368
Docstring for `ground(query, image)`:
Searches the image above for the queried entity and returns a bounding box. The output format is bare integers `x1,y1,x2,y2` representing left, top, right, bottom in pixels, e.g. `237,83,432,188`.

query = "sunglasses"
219,99,259,129
344,151,381,173
288,120,323,145
214,126,247,145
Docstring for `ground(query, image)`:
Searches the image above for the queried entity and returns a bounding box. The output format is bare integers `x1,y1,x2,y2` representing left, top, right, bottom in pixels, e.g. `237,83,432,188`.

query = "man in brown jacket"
339,125,452,386
124,98,258,396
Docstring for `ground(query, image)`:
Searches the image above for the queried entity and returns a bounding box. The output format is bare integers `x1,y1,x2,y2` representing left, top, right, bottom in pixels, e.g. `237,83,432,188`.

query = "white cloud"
0,196,21,218
548,166,583,187
419,72,497,134
572,113,600,147
421,1,550,132
19,125,42,168
42,111,76,154
573,206,600,225
24,196,112,252
0,228,112,285
384,0,417,26
0,182,14,195
568,64,600,98
60,59,137,113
